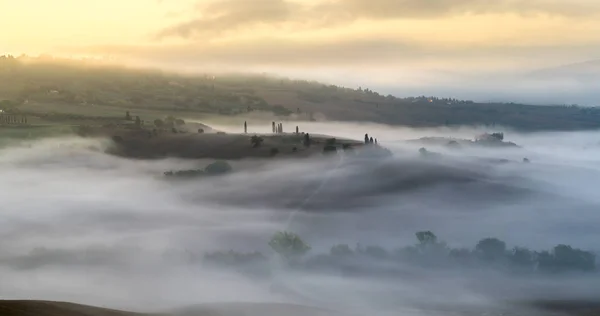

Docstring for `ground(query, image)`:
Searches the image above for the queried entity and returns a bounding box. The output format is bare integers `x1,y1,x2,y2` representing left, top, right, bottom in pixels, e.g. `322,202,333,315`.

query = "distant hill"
2,55,600,131
528,60,600,81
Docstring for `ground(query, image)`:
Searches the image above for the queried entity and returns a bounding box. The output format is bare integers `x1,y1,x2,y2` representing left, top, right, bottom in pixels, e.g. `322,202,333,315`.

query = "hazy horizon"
3,0,600,105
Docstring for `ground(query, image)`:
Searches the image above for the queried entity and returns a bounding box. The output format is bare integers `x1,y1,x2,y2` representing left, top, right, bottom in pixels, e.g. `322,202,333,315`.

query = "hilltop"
2,55,600,131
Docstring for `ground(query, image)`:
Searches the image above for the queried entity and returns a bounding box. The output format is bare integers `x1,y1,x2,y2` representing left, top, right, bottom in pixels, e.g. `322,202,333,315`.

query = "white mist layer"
0,124,599,315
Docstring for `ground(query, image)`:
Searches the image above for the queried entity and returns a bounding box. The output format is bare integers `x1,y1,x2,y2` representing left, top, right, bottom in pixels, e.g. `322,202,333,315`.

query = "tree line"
202,231,597,276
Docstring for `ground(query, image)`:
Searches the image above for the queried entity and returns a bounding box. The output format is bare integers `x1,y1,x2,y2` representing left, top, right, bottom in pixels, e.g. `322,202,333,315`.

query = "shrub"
251,135,264,148
164,169,205,178
270,148,279,156
205,161,232,175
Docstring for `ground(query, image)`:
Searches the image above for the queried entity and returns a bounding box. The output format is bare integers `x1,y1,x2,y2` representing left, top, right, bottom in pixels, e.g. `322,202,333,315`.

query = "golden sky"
3,0,600,74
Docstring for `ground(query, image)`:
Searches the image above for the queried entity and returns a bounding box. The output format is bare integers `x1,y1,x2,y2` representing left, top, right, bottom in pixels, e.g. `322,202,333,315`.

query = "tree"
268,231,311,259
330,244,353,257
303,133,311,147
475,238,506,261
364,134,369,144
135,116,141,127
552,244,596,272
509,247,534,271
125,111,132,121
416,231,437,245
154,119,164,128
490,132,504,141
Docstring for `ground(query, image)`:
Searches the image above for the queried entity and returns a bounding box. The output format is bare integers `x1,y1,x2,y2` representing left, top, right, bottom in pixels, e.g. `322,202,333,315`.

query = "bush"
270,148,279,156
205,161,232,175
251,135,264,148
154,119,164,128
164,169,205,178
268,231,311,259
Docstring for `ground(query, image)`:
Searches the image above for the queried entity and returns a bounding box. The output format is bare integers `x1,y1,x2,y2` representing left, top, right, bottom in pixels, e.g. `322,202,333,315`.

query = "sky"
3,0,600,100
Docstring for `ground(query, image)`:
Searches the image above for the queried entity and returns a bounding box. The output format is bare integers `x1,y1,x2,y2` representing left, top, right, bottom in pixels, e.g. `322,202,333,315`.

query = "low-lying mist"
0,122,599,315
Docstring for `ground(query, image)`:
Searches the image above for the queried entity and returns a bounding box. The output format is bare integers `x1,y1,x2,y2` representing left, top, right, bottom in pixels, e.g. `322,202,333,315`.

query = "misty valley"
2,57,600,316
1,116,600,316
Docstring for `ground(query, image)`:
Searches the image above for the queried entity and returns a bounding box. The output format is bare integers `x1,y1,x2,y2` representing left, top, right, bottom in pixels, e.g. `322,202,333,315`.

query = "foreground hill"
0,301,344,316
0,300,599,316
2,56,600,131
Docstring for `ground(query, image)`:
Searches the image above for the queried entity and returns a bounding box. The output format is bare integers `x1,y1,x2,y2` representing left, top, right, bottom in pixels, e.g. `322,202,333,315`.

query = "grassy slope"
2,57,600,131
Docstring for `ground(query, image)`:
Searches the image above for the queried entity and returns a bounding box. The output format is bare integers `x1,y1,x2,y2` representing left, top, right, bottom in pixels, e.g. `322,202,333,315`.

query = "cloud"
68,36,600,72
70,37,425,67
157,0,298,38
156,0,600,39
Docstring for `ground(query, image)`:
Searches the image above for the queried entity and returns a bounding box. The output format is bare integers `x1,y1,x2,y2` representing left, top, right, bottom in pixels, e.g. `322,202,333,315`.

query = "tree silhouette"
268,231,311,260
476,238,506,261
304,133,311,147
